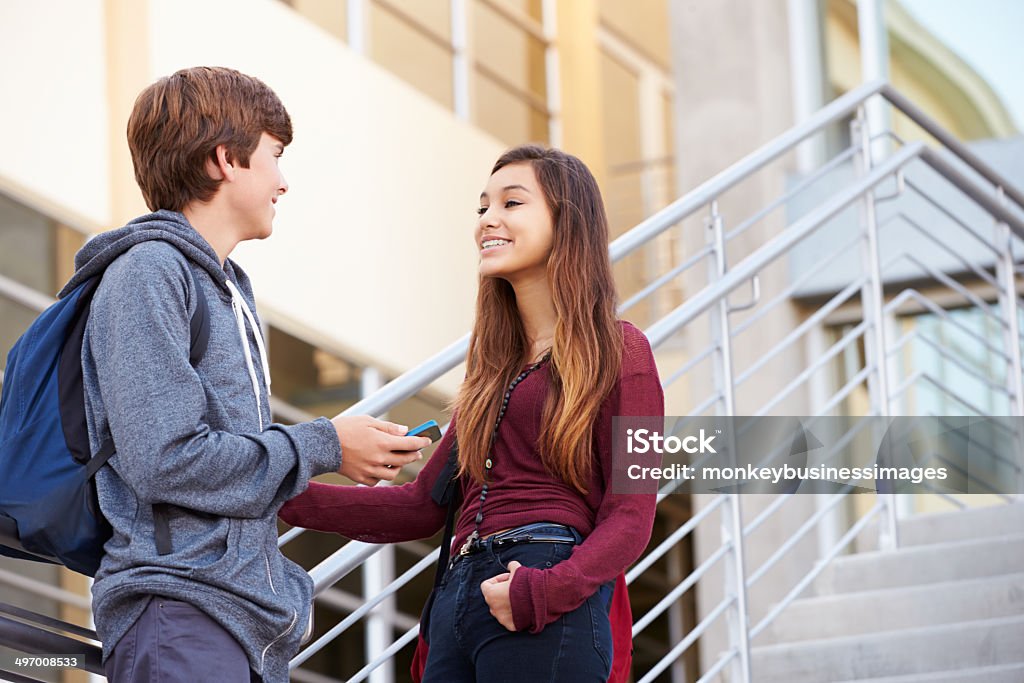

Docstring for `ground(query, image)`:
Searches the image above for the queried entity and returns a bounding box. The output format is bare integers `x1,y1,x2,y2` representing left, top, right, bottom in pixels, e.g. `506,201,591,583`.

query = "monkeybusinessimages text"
624,428,949,485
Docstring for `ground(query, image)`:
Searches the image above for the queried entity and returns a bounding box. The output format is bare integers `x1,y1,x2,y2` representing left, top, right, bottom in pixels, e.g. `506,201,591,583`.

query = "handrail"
637,596,734,683
0,272,55,313
337,333,469,419
0,616,103,675
749,502,884,639
308,540,383,596
879,85,1024,210
645,143,925,347
0,602,97,642
608,80,890,262
917,145,1024,237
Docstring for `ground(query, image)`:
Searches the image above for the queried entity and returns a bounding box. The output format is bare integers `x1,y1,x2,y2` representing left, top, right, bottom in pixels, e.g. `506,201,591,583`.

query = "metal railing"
1,80,1022,681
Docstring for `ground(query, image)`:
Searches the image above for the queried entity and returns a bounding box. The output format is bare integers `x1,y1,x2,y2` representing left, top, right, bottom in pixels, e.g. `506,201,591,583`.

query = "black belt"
458,522,580,558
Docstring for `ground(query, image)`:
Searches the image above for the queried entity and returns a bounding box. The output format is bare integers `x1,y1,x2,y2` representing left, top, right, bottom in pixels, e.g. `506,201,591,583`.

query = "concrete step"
816,533,1024,594
859,502,1024,550
834,663,1024,683
752,615,1024,682
765,572,1024,643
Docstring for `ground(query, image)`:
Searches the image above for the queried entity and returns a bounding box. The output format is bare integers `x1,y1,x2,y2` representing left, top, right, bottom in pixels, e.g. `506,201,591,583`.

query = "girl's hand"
480,561,522,630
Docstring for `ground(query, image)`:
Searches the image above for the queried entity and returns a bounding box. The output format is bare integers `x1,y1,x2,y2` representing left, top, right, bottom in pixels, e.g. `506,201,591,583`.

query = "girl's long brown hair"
454,145,622,493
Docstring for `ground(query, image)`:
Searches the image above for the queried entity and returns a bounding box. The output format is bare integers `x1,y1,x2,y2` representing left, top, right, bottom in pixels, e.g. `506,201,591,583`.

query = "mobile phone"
407,419,442,443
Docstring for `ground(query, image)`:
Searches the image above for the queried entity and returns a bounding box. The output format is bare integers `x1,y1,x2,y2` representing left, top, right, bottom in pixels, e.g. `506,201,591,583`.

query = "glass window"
830,304,1018,417
896,306,1014,415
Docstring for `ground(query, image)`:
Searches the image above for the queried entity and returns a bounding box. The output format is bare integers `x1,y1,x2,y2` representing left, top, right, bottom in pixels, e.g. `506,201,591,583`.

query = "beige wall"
147,0,503,393
3,0,509,395
599,0,672,70
0,1,112,226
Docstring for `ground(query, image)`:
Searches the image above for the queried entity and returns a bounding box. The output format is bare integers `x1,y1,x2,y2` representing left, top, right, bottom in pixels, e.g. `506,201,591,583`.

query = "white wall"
0,0,111,226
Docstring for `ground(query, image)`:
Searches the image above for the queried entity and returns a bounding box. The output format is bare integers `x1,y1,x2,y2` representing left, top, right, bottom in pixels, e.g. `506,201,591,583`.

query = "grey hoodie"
67,210,341,682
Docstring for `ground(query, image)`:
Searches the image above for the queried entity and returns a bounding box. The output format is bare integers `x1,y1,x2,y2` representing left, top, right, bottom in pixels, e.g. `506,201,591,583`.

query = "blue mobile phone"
407,419,442,443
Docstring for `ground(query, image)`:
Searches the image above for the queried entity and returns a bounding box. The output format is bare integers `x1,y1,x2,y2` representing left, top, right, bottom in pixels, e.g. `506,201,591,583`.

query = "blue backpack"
0,261,209,576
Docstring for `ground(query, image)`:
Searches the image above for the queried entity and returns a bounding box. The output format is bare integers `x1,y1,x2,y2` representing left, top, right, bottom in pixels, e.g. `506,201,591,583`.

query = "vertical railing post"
993,188,1024,499
996,187,1024,417
361,367,396,683
347,0,369,55
857,0,891,163
806,325,845,560
666,548,690,683
852,106,900,550
87,577,104,683
450,0,471,121
541,0,562,147
705,201,752,681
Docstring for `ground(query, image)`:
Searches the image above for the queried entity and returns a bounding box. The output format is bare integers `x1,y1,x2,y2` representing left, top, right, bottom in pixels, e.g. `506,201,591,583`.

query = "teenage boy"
64,66,430,682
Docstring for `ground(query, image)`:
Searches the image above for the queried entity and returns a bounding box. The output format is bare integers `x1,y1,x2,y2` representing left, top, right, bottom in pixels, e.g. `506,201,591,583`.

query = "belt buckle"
458,530,480,556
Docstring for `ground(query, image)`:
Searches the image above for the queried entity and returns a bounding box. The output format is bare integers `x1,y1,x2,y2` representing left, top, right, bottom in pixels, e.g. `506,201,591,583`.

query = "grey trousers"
103,596,260,683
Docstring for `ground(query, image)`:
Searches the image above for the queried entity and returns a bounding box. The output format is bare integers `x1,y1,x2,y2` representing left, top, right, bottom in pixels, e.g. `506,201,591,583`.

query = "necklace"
458,351,551,555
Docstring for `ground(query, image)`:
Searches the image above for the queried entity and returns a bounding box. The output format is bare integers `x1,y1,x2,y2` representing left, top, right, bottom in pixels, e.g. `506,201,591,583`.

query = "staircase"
753,502,1024,682
2,79,1024,682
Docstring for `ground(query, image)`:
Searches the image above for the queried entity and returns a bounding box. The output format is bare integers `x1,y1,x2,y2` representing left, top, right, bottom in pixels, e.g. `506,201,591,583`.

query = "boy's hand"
330,415,430,485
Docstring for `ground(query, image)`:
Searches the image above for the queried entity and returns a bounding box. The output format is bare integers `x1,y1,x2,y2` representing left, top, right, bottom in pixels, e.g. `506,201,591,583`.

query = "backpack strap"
186,268,210,367
152,505,173,556
84,440,116,479
430,440,461,589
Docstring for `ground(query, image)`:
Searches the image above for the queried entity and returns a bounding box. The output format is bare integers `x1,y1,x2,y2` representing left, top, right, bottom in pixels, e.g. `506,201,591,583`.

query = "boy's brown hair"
127,66,293,211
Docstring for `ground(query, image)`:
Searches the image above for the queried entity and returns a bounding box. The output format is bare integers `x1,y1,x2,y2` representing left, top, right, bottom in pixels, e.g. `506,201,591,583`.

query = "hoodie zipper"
265,554,278,595
261,609,298,673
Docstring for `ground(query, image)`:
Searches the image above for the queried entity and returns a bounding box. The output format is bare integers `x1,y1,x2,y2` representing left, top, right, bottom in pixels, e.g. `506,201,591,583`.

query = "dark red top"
280,321,664,633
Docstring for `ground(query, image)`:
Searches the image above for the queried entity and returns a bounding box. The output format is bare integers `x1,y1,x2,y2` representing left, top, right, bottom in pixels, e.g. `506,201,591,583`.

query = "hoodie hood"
63,209,272,429
60,210,231,298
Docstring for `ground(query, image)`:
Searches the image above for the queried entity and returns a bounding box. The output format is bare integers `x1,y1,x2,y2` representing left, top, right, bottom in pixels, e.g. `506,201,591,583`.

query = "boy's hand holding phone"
330,415,434,485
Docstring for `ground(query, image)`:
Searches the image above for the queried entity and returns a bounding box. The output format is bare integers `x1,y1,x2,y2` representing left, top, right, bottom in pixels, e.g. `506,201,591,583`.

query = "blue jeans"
422,525,614,682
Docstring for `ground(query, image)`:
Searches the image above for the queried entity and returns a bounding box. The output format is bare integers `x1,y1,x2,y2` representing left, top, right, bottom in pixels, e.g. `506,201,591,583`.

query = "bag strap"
84,439,116,479
186,268,210,366
429,439,461,589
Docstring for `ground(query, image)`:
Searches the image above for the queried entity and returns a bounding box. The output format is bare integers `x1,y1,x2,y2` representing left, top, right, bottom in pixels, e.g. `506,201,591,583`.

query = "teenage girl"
281,145,664,682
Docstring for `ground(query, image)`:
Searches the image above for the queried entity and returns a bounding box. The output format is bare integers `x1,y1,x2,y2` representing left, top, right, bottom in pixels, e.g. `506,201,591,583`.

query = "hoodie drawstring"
225,280,272,431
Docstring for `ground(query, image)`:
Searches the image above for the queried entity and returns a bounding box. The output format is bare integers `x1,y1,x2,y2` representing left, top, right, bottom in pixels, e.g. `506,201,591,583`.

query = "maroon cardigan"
280,322,664,632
